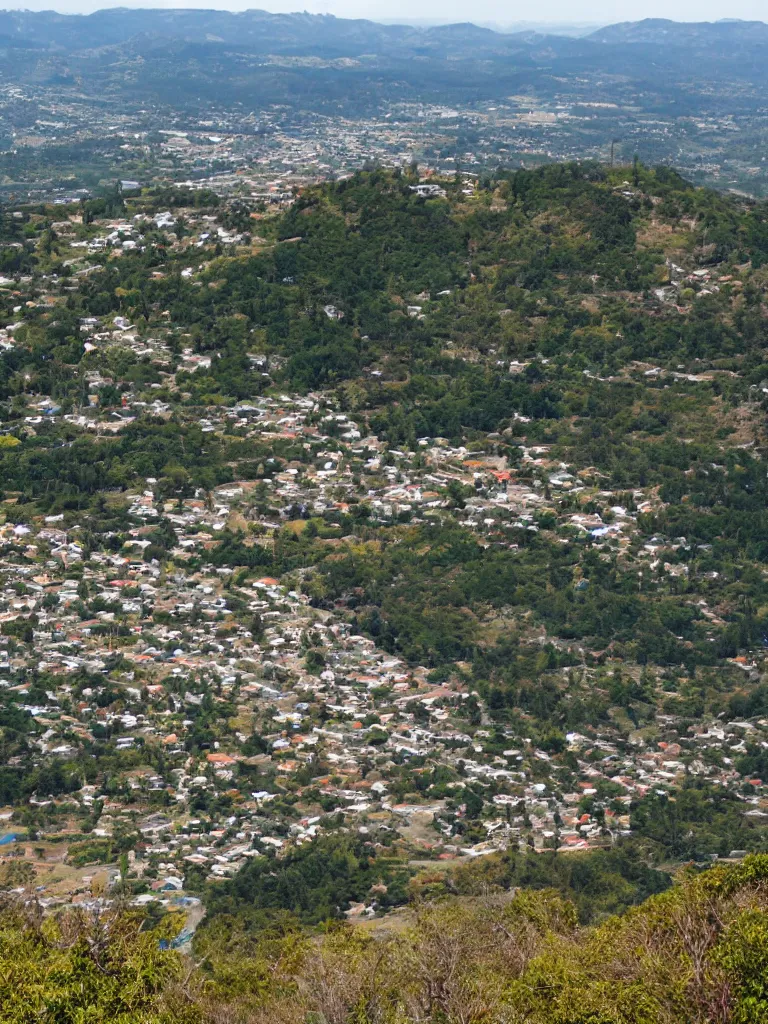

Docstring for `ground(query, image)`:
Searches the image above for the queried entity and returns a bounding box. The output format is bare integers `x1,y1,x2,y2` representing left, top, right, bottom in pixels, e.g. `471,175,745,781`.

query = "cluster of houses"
0,377,763,914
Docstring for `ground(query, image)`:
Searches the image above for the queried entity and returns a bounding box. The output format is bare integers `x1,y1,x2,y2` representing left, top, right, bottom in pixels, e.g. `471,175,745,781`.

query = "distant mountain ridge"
589,17,768,46
0,10,767,65
0,8,526,57
0,9,768,57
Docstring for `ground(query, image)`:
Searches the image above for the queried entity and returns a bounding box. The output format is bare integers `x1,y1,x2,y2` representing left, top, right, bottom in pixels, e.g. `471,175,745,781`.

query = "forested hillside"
6,163,767,672
2,161,768,1021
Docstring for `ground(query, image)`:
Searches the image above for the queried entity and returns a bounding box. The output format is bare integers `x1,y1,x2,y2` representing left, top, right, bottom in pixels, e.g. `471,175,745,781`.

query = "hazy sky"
5,0,768,27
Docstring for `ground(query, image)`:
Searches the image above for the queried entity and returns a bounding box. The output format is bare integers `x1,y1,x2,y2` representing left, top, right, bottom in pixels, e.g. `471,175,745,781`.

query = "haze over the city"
1,0,767,27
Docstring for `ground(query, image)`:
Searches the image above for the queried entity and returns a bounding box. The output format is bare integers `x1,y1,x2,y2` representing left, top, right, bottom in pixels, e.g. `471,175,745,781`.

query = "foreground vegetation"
4,855,768,1023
